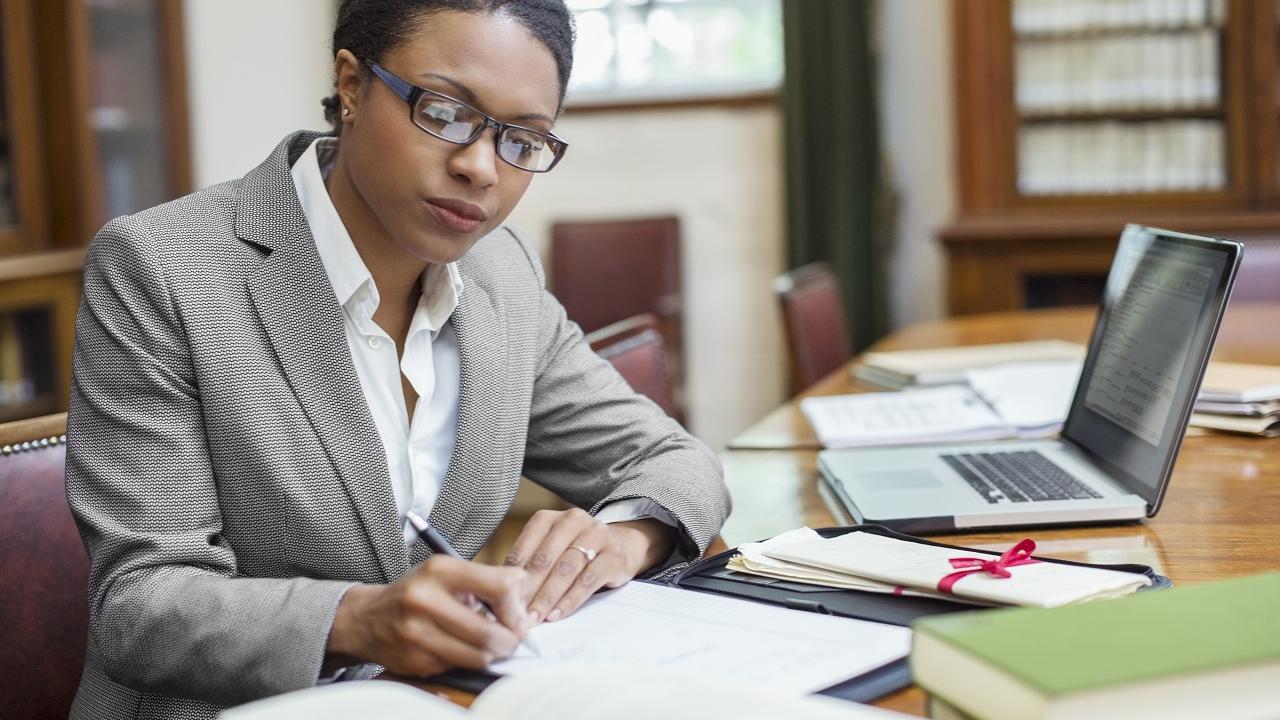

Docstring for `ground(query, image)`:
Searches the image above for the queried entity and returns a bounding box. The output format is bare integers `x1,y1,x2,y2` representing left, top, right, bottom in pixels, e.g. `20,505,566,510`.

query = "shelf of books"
0,0,190,424
85,0,187,223
943,0,1280,315
1012,0,1229,199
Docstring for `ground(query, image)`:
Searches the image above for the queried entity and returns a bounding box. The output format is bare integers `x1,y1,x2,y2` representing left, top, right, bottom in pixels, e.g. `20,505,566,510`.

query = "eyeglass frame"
364,60,569,173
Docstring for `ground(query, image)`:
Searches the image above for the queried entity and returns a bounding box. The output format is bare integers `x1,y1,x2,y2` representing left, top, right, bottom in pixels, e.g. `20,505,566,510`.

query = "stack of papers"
731,529,1151,608
728,528,951,600
853,340,1086,390
800,360,1081,448
1190,362,1280,437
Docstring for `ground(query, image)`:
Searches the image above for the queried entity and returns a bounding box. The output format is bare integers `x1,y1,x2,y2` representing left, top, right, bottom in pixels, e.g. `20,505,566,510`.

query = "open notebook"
221,665,913,719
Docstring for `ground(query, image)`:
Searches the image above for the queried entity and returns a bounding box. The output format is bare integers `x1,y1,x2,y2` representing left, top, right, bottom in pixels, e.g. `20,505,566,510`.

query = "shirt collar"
291,136,463,330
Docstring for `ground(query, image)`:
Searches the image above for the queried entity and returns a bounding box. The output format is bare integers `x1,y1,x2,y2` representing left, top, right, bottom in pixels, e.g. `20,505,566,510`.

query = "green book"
927,694,978,720
911,572,1280,720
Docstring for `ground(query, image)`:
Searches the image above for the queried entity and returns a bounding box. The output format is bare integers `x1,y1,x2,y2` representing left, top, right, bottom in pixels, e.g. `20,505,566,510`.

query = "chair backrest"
774,262,854,393
1233,237,1280,302
586,314,684,424
550,216,684,397
550,216,682,335
0,412,87,719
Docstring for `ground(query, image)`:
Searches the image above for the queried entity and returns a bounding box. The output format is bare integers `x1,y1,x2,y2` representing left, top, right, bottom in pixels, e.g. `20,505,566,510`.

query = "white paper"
800,386,1012,448
729,528,948,600
965,359,1082,436
490,582,911,696
767,532,1150,609
221,682,465,719
473,665,914,720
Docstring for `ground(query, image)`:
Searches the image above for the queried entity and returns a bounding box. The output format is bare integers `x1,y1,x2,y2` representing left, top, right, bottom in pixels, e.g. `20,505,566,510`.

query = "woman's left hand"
504,508,677,624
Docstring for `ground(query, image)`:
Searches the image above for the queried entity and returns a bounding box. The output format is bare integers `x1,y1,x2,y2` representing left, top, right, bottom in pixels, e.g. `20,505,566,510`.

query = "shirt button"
368,336,382,349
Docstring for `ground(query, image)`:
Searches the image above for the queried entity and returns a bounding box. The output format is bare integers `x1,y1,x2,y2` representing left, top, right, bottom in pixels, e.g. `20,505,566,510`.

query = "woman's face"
338,11,561,265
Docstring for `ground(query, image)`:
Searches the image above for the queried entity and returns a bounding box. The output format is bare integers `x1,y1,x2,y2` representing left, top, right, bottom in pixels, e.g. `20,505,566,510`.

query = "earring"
343,107,351,116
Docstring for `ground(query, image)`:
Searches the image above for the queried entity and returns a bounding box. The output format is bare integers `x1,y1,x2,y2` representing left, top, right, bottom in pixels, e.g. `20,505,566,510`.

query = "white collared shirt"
293,137,463,546
292,137,672,549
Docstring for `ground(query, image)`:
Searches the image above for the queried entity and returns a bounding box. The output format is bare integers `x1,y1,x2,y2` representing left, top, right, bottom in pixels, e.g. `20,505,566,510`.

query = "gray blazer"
65,131,730,719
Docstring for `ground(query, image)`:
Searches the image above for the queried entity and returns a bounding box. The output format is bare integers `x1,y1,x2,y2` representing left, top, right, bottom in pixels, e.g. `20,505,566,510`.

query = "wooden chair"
585,313,684,425
0,412,87,719
550,216,684,398
774,262,854,393
1234,238,1280,302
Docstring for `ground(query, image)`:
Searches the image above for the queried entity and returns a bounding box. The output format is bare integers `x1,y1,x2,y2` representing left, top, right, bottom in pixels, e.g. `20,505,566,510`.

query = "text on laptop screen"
1064,227,1233,498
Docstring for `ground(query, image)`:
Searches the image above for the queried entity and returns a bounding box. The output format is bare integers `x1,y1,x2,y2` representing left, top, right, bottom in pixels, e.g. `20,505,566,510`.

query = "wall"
183,3,787,450
507,105,789,450
184,0,335,189
877,1,956,328
179,1,958,446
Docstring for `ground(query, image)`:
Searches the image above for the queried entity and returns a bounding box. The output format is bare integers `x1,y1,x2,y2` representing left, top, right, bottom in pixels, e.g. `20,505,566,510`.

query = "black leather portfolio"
669,524,1169,702
432,524,1168,703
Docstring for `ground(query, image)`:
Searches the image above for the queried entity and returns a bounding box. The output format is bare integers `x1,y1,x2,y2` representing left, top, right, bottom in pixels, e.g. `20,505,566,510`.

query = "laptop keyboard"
940,451,1103,504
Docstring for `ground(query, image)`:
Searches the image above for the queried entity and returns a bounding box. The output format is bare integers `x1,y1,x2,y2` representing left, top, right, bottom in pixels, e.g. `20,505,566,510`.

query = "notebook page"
800,386,1012,448
488,582,911,695
473,666,914,720
965,359,1081,433
220,681,466,719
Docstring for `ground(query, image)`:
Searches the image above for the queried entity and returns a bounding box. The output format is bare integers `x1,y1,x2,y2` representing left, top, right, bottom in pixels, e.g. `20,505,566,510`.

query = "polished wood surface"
730,303,1280,449
946,0,1280,314
722,302,1280,716
412,304,1280,715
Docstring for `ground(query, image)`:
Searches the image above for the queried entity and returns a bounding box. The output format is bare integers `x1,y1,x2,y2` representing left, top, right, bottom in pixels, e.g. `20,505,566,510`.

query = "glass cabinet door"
84,0,183,222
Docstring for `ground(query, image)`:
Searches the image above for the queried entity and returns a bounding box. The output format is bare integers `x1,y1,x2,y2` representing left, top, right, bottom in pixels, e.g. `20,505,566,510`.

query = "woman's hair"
321,0,574,131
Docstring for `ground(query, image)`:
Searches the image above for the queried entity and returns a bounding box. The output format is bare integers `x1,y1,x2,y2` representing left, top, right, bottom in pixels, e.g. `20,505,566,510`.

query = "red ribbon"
936,539,1040,594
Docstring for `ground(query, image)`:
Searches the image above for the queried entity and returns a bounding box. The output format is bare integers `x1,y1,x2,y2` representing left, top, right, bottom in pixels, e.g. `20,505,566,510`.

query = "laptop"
820,224,1242,533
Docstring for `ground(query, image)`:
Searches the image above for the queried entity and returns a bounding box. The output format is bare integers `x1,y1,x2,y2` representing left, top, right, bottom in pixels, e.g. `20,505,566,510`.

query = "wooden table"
720,302,1280,716
731,303,1280,450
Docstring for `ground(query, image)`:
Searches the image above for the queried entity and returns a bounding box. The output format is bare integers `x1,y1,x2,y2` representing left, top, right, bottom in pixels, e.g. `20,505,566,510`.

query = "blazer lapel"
239,132,409,582
423,277,510,559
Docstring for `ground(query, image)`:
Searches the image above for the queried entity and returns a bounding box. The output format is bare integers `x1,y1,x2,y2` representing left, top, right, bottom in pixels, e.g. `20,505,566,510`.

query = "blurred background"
5,0,1278,453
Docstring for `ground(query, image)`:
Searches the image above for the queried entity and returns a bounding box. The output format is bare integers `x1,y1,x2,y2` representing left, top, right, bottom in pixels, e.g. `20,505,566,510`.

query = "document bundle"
730,528,1150,608
1190,361,1280,437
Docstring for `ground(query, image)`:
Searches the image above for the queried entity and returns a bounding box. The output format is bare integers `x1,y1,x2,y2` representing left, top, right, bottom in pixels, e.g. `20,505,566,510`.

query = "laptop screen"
1062,225,1240,507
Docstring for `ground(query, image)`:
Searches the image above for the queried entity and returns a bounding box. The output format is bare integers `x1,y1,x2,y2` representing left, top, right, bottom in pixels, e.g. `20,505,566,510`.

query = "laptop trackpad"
854,469,945,491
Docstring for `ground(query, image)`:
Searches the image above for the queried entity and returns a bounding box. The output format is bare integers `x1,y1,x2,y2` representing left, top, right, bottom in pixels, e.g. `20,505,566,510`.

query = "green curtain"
782,0,892,352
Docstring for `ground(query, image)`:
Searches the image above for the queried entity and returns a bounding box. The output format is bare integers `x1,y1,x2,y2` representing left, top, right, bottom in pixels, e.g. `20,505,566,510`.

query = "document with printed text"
489,581,912,695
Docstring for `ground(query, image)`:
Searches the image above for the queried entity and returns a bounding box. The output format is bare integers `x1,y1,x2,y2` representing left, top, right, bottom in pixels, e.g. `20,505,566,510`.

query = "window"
566,0,783,103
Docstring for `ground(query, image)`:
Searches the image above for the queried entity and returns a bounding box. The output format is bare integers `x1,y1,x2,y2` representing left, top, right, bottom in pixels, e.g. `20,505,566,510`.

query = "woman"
65,1,729,717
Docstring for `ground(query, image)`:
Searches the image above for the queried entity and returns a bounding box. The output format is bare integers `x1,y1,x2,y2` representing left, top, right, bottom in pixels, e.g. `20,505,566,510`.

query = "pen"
405,510,542,658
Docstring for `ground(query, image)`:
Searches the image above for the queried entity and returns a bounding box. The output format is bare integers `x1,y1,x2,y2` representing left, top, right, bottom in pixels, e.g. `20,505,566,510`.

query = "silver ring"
568,545,598,562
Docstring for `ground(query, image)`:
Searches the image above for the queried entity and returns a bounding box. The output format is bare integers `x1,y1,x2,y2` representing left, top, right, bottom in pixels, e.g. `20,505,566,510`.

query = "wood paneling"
945,0,1280,315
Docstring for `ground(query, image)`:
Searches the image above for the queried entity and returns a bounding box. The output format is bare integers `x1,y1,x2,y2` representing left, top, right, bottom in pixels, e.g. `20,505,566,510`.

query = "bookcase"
0,0,190,422
943,0,1280,315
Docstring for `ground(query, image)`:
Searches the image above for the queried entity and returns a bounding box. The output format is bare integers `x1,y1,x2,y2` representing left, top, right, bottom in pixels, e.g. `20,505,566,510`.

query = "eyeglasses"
366,61,568,173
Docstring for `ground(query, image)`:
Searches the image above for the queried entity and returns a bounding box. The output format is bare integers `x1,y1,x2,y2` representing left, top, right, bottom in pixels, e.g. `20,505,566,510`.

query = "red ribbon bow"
937,538,1040,594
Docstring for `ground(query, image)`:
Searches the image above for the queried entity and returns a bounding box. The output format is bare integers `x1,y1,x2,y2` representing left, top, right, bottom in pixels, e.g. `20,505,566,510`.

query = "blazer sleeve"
65,216,355,706
517,242,731,568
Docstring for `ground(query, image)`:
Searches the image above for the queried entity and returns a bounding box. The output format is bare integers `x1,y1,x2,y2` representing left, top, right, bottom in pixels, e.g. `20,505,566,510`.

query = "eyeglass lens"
414,95,561,172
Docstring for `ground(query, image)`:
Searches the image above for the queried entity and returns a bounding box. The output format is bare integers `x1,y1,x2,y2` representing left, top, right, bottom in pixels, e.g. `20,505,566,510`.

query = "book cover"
913,573,1280,712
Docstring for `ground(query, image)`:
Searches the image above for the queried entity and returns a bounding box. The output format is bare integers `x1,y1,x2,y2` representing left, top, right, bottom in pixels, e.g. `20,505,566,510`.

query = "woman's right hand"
325,555,532,678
